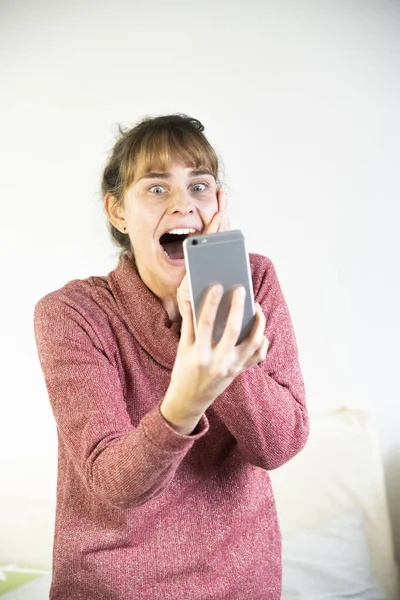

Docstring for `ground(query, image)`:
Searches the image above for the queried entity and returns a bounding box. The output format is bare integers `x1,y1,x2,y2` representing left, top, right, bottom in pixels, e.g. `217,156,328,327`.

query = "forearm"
85,404,209,509
34,297,210,511
212,362,309,471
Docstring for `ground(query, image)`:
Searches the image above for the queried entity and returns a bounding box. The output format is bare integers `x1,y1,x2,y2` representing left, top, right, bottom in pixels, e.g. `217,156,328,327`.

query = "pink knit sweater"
34,252,308,600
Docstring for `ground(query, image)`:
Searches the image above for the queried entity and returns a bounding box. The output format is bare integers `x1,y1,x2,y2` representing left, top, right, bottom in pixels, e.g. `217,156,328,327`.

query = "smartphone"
183,230,255,344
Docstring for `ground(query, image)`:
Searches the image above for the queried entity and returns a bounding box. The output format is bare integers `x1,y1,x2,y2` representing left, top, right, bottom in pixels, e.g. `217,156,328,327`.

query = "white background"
1,0,399,566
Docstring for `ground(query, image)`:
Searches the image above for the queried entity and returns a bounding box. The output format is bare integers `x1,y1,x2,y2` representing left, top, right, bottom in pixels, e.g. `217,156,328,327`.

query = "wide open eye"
149,185,166,194
192,183,208,192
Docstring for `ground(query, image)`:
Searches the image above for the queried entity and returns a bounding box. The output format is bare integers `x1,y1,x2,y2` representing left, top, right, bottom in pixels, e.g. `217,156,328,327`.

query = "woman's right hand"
160,284,268,435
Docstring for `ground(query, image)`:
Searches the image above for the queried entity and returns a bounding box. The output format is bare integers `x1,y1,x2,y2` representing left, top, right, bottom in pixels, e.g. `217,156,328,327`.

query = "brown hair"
101,114,220,252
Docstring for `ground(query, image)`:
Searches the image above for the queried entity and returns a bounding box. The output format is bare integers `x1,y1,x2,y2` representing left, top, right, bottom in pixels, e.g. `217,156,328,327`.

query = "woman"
34,114,309,600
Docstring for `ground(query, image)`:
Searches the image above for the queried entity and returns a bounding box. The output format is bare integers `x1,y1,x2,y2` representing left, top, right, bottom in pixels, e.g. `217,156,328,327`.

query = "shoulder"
248,253,289,314
249,253,279,293
34,272,117,345
35,274,107,316
249,252,274,275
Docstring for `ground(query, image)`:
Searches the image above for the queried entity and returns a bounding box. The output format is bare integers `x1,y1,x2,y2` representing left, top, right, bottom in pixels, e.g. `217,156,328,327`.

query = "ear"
104,193,126,230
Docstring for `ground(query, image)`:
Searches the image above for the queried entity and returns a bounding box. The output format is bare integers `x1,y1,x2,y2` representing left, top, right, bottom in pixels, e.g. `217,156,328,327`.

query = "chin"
166,267,186,290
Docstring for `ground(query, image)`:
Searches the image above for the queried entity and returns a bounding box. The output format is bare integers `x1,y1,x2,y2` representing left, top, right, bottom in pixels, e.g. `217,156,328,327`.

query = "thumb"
177,274,190,316
179,300,195,347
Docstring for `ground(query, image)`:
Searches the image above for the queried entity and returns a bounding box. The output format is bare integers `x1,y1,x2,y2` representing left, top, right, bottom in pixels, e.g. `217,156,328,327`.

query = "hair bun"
187,117,204,132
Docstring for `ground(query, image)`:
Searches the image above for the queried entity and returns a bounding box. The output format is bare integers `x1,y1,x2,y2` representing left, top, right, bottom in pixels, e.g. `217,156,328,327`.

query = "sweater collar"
109,253,181,370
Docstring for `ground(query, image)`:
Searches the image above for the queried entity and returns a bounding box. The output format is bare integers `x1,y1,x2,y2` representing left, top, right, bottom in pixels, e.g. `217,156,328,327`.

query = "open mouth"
159,228,197,261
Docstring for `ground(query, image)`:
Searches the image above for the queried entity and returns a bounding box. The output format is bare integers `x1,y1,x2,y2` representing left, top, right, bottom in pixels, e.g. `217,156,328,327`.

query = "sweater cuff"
140,405,209,453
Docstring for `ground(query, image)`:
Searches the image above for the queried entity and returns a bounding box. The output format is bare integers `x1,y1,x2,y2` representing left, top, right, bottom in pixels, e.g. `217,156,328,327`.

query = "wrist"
160,394,203,436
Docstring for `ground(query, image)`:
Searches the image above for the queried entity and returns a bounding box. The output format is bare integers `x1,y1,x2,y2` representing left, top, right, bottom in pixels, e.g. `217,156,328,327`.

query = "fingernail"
213,284,223,297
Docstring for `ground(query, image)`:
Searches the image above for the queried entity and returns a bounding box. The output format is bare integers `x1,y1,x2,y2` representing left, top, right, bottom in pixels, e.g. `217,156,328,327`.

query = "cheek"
126,204,162,252
200,195,218,218
127,203,157,230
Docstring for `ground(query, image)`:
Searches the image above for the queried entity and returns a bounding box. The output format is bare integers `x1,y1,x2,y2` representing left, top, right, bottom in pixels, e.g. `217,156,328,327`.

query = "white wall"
1,0,399,567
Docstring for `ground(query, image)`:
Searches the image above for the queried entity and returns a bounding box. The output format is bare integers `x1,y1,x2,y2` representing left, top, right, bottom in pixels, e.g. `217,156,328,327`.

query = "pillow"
281,511,386,600
270,407,399,600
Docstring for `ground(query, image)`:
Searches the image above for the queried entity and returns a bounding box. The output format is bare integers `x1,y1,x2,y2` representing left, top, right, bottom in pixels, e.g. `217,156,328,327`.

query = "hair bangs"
125,126,218,187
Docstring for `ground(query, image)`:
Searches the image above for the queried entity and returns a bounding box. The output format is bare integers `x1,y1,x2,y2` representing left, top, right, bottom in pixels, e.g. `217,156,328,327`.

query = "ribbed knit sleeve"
212,255,309,470
34,294,209,510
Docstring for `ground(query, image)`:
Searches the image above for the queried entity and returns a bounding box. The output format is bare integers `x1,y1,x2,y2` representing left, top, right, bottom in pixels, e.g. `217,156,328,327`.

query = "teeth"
167,228,196,235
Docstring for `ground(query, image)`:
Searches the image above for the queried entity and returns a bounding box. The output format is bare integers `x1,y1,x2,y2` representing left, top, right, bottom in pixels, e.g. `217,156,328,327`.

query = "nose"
167,189,195,215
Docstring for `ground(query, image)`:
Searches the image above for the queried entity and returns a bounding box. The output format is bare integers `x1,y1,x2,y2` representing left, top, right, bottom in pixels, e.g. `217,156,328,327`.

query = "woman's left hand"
177,187,230,317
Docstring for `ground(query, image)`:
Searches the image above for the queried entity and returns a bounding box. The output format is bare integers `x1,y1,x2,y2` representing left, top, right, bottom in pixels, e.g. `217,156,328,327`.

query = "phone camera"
192,239,198,245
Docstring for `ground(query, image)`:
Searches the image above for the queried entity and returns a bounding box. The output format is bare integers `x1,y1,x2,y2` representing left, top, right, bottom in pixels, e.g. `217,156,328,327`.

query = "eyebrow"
138,169,214,182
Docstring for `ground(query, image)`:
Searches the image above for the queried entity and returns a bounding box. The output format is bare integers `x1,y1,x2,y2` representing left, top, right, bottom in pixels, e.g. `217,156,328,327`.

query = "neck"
161,296,182,325
133,259,183,325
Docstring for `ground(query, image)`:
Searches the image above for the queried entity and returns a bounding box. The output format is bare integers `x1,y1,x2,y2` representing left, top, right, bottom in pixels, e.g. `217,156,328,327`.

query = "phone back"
183,230,255,344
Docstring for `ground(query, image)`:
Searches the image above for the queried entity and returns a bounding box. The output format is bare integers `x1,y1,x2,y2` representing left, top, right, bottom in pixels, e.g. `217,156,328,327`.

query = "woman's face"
109,162,218,298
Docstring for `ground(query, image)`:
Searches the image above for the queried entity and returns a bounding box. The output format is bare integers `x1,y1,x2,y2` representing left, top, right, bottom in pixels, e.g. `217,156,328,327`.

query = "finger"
203,187,226,235
237,303,266,361
220,209,230,232
242,335,269,370
218,286,246,350
196,284,224,352
217,186,227,212
177,274,190,316
217,187,230,232
204,209,225,235
261,335,269,357
179,300,195,347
